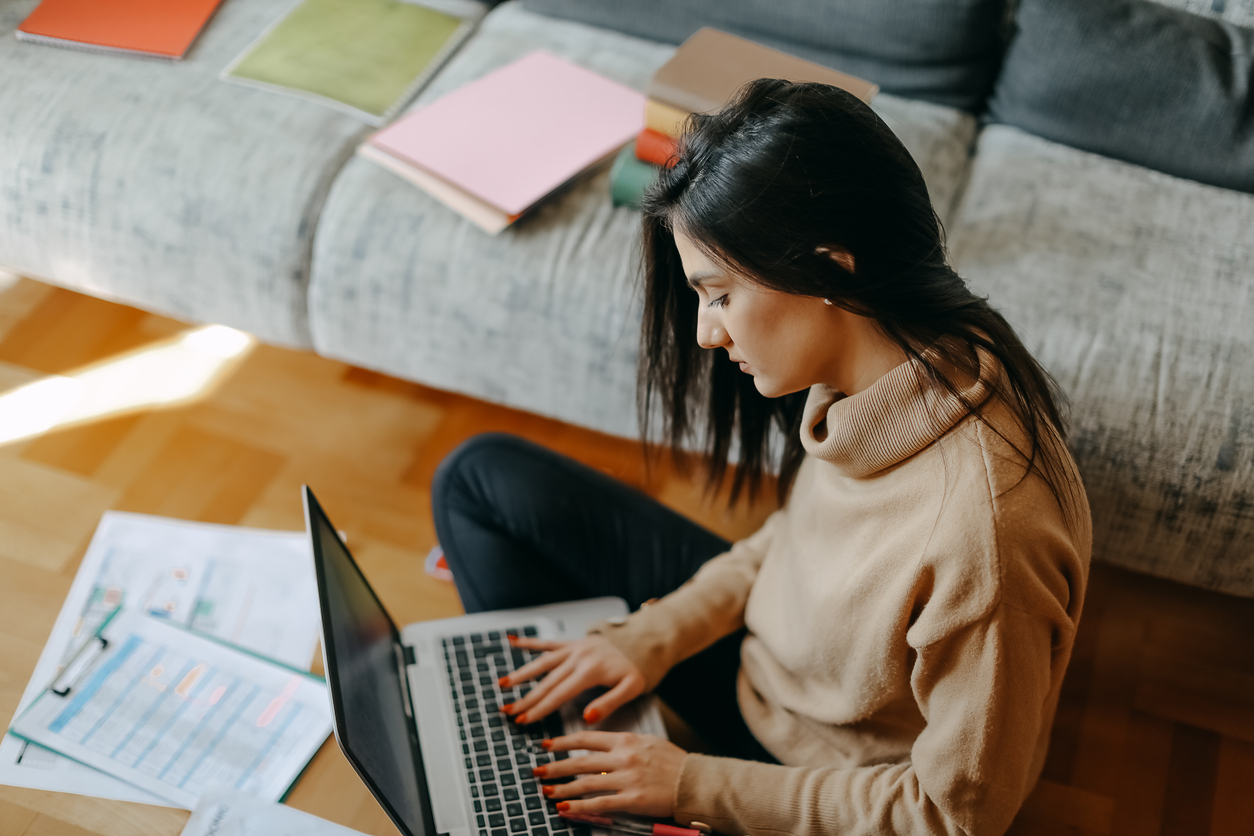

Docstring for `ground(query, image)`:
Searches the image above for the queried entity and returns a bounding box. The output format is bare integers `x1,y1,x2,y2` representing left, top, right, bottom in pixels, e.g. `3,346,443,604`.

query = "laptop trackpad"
410,665,468,835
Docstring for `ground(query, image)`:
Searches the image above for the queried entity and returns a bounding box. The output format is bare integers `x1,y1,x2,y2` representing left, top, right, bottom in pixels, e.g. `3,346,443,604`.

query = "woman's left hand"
534,731,687,817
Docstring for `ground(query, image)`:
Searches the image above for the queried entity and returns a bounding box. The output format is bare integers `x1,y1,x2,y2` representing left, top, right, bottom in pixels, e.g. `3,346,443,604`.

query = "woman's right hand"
500,634,646,725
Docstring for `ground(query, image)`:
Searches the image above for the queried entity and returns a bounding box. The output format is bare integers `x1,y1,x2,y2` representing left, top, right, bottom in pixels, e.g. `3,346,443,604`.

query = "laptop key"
521,781,538,795
482,783,499,797
534,828,548,836
474,740,489,752
494,744,509,757
470,785,479,798
525,796,542,810
492,830,508,836
471,633,484,644
474,800,483,813
523,626,538,637
528,812,546,826
499,772,516,786
503,787,520,802
477,815,485,827
479,768,494,782
497,758,513,773
549,817,567,831
506,803,523,817
552,751,568,761
467,770,477,783
488,814,505,828
469,712,483,724
466,757,475,769
515,752,531,766
472,726,486,738
509,818,527,833
452,636,466,646
491,729,505,742
485,798,502,812
477,755,493,767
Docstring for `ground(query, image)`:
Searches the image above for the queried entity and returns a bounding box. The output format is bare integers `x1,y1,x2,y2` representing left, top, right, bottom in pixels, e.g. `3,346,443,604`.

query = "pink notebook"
368,51,646,217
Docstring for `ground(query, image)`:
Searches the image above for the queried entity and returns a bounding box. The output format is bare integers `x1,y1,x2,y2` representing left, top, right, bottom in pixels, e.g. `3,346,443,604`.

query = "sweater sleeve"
671,601,1061,836
588,511,781,692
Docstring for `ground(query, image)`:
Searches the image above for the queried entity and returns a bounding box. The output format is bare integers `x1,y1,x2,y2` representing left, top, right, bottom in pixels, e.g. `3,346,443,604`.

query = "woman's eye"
707,294,729,309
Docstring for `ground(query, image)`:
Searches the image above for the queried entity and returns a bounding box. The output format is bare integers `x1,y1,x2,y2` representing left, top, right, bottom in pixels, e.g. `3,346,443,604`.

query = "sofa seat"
307,2,977,437
947,125,1254,595
0,0,370,348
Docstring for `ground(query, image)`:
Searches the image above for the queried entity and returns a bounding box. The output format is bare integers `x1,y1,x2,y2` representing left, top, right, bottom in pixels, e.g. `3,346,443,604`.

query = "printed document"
181,789,369,836
10,609,332,809
0,512,322,804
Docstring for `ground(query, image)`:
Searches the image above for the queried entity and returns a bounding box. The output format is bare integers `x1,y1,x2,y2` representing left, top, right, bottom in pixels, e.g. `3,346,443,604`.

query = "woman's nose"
696,310,726,350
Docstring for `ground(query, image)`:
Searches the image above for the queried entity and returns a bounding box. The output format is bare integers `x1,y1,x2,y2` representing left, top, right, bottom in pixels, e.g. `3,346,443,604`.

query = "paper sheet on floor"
0,511,323,805
10,609,332,809
180,789,369,836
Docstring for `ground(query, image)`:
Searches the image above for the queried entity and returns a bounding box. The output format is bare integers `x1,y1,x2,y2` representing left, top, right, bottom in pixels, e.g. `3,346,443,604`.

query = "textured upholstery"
0,0,370,347
989,0,1254,193
947,126,1254,595
520,0,1008,112
307,3,977,437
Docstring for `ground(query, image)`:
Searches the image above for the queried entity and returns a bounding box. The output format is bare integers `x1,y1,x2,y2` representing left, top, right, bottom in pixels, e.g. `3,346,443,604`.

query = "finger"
543,731,626,752
556,793,637,816
514,670,598,724
507,635,565,651
507,658,577,715
580,676,644,724
531,753,617,781
502,646,569,687
541,772,621,801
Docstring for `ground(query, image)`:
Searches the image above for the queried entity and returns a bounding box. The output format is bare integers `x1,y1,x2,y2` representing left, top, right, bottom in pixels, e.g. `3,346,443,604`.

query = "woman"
432,79,1091,836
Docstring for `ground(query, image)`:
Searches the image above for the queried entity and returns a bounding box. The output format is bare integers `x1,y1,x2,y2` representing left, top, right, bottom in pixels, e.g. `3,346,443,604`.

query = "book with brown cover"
648,28,878,119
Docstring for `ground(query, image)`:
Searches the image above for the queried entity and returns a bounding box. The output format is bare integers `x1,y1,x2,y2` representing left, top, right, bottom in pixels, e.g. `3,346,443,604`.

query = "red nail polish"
498,677,510,688
515,713,529,724
540,739,552,751
541,781,554,793
501,703,514,714
583,708,600,724
556,802,571,812
507,634,519,644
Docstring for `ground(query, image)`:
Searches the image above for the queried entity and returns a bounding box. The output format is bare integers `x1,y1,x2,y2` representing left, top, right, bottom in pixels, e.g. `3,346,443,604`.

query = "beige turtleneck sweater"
593,356,1091,836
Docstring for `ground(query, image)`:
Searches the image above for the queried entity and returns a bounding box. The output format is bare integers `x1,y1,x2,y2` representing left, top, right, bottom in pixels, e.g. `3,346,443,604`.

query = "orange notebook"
635,128,679,168
16,0,226,60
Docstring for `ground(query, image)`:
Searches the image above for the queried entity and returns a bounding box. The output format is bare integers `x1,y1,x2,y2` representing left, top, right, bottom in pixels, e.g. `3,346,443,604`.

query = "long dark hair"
639,78,1073,510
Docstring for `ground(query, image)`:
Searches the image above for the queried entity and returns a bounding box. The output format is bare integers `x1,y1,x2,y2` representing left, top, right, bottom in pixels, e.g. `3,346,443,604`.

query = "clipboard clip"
51,635,110,697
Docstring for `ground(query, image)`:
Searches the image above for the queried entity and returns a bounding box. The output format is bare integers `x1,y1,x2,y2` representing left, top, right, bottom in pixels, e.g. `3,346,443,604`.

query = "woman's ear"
815,245,855,274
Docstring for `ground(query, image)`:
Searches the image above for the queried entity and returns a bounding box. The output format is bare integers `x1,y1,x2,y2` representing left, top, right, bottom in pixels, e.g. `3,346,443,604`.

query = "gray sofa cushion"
988,0,1254,193
947,125,1254,596
0,0,370,347
307,3,976,437
520,0,1008,112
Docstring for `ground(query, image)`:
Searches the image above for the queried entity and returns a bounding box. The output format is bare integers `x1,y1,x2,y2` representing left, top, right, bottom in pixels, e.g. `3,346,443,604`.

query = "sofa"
1,0,1251,596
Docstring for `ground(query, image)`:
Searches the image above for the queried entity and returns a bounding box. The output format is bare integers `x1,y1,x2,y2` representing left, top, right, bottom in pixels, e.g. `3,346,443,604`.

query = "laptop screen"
304,486,435,836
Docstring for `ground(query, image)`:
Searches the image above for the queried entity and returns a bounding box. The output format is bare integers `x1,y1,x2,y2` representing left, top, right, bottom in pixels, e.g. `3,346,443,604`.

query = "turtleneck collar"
800,348,995,478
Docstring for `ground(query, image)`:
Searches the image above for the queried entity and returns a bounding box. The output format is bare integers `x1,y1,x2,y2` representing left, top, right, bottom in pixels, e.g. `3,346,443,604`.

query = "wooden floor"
0,278,1250,836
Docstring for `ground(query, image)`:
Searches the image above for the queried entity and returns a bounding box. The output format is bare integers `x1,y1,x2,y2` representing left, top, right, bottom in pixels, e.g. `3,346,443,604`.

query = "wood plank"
0,458,118,573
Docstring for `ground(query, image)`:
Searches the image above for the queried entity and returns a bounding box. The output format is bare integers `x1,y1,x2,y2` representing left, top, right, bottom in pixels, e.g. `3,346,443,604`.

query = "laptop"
302,486,667,836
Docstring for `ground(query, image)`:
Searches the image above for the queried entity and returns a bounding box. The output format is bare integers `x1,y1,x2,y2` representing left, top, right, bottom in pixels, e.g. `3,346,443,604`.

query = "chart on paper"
1,512,323,804
11,610,332,809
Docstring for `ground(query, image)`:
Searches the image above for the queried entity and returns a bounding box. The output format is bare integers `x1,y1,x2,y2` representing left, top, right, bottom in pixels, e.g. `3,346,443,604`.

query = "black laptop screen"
306,488,433,836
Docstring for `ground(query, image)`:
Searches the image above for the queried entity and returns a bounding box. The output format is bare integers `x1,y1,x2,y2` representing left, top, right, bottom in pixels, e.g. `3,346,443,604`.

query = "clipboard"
7,609,333,810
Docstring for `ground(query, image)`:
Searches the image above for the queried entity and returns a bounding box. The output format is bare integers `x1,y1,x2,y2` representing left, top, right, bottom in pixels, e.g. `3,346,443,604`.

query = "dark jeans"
431,433,777,764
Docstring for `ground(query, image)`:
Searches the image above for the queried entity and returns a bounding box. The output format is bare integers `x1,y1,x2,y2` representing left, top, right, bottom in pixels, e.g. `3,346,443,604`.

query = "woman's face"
674,229,846,399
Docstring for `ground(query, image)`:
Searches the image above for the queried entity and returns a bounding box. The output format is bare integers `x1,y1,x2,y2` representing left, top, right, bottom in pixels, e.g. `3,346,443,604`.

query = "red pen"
558,812,702,836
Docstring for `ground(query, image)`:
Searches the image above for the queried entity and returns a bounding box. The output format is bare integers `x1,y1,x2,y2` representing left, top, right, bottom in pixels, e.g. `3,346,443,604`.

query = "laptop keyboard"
442,627,590,836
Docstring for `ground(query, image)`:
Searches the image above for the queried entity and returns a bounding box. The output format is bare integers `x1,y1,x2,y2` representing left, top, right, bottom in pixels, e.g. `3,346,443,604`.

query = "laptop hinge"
403,644,416,666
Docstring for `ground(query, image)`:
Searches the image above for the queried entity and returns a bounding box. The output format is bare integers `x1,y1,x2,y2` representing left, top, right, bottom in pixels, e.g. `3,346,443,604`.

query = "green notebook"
609,142,660,210
222,0,482,125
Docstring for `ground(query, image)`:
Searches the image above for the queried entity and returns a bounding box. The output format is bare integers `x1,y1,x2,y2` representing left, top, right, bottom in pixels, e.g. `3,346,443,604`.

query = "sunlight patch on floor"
0,324,255,446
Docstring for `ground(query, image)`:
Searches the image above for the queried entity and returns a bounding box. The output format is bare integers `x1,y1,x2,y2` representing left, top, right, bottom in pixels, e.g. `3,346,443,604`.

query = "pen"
558,812,702,836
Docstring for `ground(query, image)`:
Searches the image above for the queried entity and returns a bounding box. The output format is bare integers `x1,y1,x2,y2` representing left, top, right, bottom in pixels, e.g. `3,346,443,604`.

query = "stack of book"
610,28,881,210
